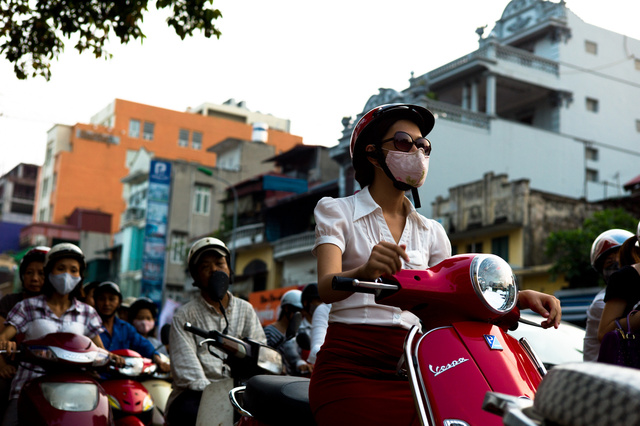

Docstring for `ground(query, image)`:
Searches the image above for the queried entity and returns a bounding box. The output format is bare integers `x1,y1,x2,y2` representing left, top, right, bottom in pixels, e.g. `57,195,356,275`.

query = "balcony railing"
227,223,265,250
425,99,491,129
273,231,316,259
428,42,558,80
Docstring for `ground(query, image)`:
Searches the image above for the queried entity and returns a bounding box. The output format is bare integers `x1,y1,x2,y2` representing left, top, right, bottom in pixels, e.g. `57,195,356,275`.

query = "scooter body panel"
412,322,542,425
18,372,112,426
102,379,154,425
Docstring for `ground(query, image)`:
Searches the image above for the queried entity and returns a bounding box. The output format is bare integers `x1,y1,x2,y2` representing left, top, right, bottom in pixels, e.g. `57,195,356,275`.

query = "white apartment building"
331,0,640,218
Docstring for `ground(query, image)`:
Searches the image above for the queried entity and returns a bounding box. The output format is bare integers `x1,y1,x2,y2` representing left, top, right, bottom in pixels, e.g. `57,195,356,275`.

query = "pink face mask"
133,319,155,335
383,148,430,188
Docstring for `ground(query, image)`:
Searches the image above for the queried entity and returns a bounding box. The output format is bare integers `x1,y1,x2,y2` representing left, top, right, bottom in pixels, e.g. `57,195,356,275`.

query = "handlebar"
184,322,250,359
332,276,399,293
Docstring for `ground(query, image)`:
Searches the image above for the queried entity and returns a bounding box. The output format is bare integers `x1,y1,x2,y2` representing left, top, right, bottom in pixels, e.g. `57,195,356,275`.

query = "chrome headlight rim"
470,254,518,314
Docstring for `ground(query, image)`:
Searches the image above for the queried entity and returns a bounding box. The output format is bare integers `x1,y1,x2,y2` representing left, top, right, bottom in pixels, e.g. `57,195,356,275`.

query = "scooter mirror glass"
471,254,518,314
257,346,284,375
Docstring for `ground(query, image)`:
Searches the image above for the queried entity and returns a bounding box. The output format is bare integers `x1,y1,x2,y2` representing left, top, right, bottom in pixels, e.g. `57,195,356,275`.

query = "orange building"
35,99,302,233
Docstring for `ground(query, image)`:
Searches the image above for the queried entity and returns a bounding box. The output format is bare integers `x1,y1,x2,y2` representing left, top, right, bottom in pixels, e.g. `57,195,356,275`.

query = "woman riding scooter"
310,103,562,425
0,242,124,426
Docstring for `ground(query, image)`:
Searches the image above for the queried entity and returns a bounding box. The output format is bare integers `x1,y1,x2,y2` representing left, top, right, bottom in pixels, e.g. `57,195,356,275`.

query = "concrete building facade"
330,0,640,218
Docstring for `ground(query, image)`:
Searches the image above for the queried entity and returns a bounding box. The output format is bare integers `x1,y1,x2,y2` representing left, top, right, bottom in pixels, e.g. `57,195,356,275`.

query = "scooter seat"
243,375,316,426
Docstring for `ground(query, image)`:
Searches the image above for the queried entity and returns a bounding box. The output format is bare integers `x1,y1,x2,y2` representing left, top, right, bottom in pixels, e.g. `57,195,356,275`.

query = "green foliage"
545,208,637,288
1,0,223,80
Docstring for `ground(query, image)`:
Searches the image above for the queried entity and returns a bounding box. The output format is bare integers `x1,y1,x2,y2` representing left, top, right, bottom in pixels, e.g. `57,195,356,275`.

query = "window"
636,119,640,132
170,233,188,264
635,59,640,71
586,98,599,113
178,129,189,147
585,147,599,161
192,131,202,150
129,119,140,138
44,147,53,165
491,236,509,262
585,40,597,55
42,178,49,196
586,168,599,182
143,122,155,141
193,185,211,215
466,242,483,253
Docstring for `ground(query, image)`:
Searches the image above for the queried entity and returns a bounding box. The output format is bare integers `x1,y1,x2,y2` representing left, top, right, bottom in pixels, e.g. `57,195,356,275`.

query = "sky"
1,0,640,176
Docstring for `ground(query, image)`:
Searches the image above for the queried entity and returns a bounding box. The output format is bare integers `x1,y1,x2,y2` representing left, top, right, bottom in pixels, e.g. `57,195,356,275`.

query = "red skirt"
309,323,420,426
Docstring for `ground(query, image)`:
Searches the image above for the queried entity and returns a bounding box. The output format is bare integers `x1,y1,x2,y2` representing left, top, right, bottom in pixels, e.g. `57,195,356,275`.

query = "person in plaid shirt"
0,243,123,426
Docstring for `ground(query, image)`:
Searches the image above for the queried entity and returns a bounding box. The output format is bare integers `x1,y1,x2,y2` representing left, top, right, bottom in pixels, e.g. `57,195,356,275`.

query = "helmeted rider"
165,237,266,426
93,281,170,373
583,229,634,361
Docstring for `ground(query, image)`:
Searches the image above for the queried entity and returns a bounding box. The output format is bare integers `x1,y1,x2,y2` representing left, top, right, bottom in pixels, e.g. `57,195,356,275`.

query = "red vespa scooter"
7,332,114,425
228,253,546,425
332,253,545,425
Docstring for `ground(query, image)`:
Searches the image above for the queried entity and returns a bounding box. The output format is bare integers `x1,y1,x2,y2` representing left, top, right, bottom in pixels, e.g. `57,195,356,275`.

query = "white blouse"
312,186,451,330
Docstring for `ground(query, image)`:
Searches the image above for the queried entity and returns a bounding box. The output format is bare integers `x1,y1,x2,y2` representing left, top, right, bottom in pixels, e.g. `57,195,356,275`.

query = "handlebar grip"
332,276,357,292
184,322,217,339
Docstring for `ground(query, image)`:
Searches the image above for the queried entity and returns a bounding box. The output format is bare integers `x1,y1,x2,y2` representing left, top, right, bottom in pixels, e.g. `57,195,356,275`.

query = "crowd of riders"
0,103,638,426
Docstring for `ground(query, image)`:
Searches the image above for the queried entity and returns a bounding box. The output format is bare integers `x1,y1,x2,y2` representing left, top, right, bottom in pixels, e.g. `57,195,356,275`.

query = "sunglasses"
381,131,432,155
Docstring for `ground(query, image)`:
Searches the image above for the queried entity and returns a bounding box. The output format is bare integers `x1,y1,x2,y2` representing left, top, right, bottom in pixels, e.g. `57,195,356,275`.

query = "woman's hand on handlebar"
517,290,562,329
359,242,409,280
109,353,126,368
153,354,171,373
0,341,17,358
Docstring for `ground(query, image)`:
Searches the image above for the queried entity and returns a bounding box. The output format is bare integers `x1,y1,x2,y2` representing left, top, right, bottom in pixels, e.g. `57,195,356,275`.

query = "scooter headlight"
40,383,99,411
470,254,518,314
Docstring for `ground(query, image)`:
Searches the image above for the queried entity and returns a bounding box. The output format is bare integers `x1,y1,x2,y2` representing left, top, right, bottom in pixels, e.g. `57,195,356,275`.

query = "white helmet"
280,289,303,311
44,243,85,276
187,237,231,277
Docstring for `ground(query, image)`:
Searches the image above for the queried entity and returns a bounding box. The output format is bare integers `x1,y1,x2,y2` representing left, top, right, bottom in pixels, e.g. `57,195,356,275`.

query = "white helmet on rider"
590,229,634,272
280,289,303,311
187,237,231,278
44,243,86,277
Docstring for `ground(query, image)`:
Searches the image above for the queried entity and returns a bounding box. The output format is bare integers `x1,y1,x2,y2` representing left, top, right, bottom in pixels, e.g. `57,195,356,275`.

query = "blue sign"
262,175,308,194
141,160,172,306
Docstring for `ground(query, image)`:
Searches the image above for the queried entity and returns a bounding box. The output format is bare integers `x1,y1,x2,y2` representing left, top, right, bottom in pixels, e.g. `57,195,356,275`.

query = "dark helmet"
590,229,634,272
129,297,158,321
44,243,85,277
94,281,123,301
350,103,435,189
301,283,320,306
19,246,50,282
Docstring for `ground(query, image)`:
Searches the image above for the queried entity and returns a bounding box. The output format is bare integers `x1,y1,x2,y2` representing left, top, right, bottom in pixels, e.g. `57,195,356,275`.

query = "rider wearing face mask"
94,281,170,373
165,237,266,426
128,297,168,356
310,103,561,425
0,243,123,426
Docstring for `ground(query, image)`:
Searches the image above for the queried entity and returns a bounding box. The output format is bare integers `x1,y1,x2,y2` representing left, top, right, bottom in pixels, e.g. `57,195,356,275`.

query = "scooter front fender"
407,322,542,426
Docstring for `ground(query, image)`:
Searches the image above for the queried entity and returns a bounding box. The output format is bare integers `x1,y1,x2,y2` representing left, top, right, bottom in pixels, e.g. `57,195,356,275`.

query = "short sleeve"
84,304,104,338
312,197,348,256
426,219,452,267
6,299,29,333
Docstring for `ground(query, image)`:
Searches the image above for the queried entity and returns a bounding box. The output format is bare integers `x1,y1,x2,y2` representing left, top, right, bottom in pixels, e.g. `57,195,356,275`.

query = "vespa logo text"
429,357,469,377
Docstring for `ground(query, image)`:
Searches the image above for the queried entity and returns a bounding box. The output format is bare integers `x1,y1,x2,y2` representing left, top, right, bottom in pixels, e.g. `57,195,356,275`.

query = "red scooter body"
373,254,544,425
15,332,113,425
102,349,156,426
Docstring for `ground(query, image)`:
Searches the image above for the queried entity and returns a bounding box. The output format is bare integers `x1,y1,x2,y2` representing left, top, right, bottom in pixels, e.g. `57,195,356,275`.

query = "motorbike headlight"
470,254,518,314
40,383,99,411
142,394,154,412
